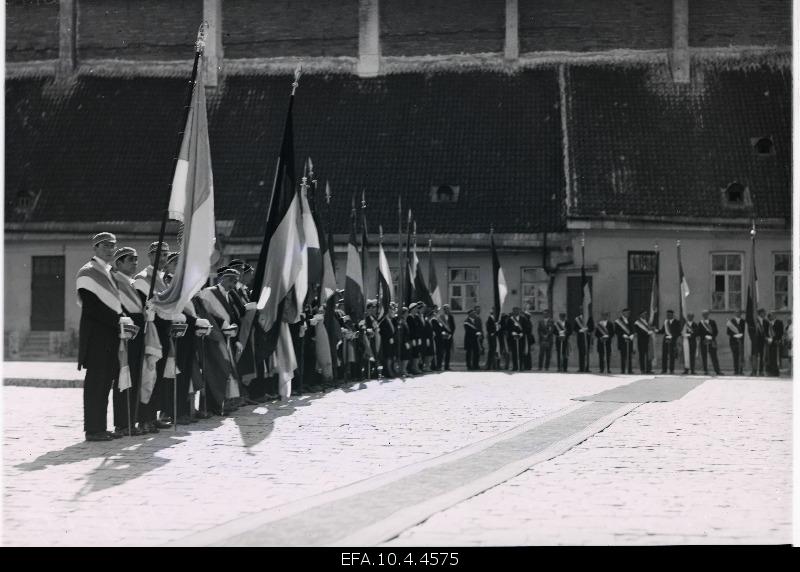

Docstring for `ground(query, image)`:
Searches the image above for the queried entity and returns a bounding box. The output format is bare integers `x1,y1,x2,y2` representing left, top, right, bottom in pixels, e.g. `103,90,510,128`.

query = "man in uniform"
507,307,525,371
726,309,746,375
634,310,655,374
485,308,500,370
111,246,145,435
441,304,456,370
380,302,399,378
750,308,768,376
765,311,784,376
77,232,126,441
133,241,173,431
697,309,722,375
554,312,571,372
538,310,555,371
615,308,635,374
658,309,681,374
463,308,482,371
574,311,592,373
594,311,614,374
681,312,699,375
521,309,535,371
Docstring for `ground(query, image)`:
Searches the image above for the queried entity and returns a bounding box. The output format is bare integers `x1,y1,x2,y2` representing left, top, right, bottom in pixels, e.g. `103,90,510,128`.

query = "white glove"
735,333,743,339
244,302,257,311
194,318,212,337
146,308,155,322
119,316,135,339
705,335,712,340
234,341,244,359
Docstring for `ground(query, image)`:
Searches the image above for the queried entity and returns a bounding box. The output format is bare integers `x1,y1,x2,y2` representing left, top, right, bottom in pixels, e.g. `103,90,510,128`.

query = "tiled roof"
5,70,566,236
566,63,791,221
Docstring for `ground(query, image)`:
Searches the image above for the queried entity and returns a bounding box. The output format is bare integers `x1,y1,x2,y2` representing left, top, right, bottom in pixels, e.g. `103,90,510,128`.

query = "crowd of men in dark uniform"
461,304,788,378
77,232,464,442
77,232,789,443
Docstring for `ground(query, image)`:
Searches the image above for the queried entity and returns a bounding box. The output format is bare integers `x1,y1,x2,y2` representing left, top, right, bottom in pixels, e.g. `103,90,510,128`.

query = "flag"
428,240,441,308
581,246,592,320
648,261,658,369
345,196,365,323
491,231,507,319
378,233,393,317
678,243,690,320
403,210,415,306
410,224,432,307
677,242,692,370
745,226,760,334
152,58,216,317
252,72,305,374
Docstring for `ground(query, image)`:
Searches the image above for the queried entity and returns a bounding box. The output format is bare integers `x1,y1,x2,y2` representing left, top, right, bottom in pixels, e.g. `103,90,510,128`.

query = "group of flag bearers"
75,25,789,443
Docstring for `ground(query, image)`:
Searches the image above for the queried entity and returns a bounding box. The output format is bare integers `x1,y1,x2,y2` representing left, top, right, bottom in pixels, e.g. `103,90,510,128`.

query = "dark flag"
252,69,305,394
745,222,760,334
345,195,365,323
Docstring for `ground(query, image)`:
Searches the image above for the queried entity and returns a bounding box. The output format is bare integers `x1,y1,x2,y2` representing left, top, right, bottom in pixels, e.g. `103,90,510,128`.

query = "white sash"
76,259,122,314
615,318,631,335
727,319,741,336
596,321,609,337
113,271,143,314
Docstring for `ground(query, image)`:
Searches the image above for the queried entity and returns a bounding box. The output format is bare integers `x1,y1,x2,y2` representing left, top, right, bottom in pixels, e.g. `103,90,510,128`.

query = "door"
31,256,65,331
628,251,658,321
567,275,592,321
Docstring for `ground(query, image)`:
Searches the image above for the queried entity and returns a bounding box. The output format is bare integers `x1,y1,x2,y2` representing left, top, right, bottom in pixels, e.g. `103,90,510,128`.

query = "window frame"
448,266,480,314
710,252,744,312
520,267,549,314
773,252,792,313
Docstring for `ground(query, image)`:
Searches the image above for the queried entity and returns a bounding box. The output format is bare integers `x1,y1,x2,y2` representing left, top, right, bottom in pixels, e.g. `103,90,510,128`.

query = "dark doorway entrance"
31,256,65,331
628,251,658,322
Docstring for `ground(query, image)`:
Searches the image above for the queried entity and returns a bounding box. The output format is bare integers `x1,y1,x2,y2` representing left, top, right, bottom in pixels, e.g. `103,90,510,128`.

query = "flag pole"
136,22,206,427
396,196,403,371
324,182,338,383
581,232,589,372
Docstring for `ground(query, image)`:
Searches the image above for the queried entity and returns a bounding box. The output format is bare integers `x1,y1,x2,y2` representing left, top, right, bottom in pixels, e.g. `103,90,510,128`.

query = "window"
520,267,549,312
725,183,744,204
448,267,479,312
751,136,775,156
430,185,460,203
774,253,792,311
711,253,743,311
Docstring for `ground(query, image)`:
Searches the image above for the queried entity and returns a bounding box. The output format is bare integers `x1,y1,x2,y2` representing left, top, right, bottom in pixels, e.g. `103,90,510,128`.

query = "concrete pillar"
203,0,223,87
672,0,690,83
505,0,519,60
57,0,77,79
358,0,380,77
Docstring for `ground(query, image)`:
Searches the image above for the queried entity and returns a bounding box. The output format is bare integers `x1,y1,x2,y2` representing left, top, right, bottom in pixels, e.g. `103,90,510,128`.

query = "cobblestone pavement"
3,371,626,546
385,376,793,546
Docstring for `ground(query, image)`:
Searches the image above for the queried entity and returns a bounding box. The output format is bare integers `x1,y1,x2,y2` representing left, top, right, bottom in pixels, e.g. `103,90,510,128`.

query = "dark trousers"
486,336,498,370
466,340,480,370
637,340,651,374
730,337,744,374
751,341,765,375
661,338,677,373
699,340,722,374
509,336,522,371
113,320,143,429
597,340,611,373
83,352,118,434
539,344,552,370
620,342,633,373
556,338,568,372
443,339,453,370
766,342,780,376
522,338,533,370
577,335,589,372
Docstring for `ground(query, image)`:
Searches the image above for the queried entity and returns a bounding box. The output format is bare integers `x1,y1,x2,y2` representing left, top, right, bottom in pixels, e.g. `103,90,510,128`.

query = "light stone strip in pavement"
174,401,639,546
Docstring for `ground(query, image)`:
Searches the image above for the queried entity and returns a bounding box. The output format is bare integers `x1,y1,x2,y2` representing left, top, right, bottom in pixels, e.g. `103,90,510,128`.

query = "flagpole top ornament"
195,21,208,53
580,232,585,247
361,190,366,210
325,181,331,204
291,65,302,96
676,240,681,247
750,222,757,239
654,241,659,251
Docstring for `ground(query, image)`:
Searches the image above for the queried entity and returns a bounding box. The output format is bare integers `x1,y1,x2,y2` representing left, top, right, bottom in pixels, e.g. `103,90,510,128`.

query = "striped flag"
410,223,432,306
428,239,441,308
252,72,306,394
491,230,507,318
378,230,393,318
745,223,760,334
152,58,216,317
345,196,365,323
677,241,692,370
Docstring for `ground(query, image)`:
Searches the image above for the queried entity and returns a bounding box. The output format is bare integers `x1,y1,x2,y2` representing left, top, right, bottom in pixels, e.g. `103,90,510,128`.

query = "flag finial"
196,21,208,53
581,232,585,247
676,239,681,248
750,221,757,239
361,189,367,210
379,225,384,240
291,65,302,96
325,181,331,204
654,241,659,252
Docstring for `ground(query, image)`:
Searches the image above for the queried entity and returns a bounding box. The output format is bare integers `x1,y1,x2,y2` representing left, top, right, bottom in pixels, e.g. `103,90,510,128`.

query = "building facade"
5,0,792,367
